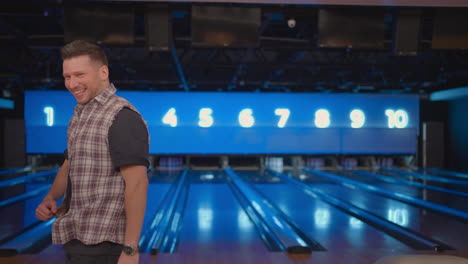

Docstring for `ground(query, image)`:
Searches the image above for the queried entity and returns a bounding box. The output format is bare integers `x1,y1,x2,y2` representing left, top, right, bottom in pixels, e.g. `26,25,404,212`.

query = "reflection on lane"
349,217,363,229
298,169,468,249
314,208,330,229
197,207,213,231
238,209,254,231
387,208,409,227
239,170,413,252
176,170,267,253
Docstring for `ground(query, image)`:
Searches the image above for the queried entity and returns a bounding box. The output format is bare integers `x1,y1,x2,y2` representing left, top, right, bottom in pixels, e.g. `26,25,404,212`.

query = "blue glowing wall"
25,91,419,154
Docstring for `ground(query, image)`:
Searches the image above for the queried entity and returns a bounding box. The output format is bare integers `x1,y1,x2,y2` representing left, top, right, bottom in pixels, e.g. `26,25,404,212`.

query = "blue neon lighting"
314,109,330,128
198,108,214,128
385,109,409,128
350,109,365,128
0,98,14,109
43,106,54,127
25,91,419,154
274,108,290,128
162,107,177,127
239,108,255,128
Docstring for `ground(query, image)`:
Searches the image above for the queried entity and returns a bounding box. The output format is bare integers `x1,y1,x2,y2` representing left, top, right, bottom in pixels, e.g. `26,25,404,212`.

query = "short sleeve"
108,107,149,170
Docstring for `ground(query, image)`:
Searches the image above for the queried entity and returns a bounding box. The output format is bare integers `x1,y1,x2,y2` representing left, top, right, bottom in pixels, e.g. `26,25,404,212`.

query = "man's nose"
68,76,78,89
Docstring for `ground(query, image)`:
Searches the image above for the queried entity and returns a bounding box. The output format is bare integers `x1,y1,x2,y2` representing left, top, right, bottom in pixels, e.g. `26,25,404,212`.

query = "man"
35,40,149,264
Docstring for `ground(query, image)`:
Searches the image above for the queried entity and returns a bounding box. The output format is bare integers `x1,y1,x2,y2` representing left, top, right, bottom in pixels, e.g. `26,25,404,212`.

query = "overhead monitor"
64,4,134,44
318,8,385,49
191,6,261,47
432,8,468,49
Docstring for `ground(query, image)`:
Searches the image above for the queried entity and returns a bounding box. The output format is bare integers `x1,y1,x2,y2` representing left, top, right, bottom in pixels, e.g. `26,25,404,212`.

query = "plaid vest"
52,84,145,245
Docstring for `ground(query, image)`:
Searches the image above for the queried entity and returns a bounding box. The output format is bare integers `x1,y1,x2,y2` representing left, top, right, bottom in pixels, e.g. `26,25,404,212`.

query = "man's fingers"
50,203,57,214
36,205,51,217
35,201,56,221
44,200,57,213
35,208,51,221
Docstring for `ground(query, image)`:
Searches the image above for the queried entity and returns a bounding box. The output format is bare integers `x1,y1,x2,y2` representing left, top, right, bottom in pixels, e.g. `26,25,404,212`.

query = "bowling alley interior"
1,1,468,263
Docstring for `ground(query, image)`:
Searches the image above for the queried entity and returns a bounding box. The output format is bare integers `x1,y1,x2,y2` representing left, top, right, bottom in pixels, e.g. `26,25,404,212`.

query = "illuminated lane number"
239,108,255,128
314,109,330,128
385,109,409,128
162,108,177,127
199,108,214,128
275,108,290,128
43,106,54,127
350,109,365,128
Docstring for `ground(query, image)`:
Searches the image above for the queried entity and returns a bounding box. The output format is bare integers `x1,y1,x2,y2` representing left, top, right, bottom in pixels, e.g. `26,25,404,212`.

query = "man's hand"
35,199,57,221
35,159,69,221
118,252,139,264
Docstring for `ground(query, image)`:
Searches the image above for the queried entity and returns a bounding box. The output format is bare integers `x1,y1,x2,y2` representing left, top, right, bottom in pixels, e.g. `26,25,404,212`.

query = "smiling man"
35,40,149,264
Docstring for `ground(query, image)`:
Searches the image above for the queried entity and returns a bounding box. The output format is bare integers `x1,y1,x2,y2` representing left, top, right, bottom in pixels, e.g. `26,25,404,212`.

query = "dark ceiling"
1,1,468,99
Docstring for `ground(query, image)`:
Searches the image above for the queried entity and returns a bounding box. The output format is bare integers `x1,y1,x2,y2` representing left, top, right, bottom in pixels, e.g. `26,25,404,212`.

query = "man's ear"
99,65,109,81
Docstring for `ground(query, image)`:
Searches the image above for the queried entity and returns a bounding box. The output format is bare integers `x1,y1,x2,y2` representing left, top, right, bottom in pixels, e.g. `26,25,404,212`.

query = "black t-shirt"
64,107,149,170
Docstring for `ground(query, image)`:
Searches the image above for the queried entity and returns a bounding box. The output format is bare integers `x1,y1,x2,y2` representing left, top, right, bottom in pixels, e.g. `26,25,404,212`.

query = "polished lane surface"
299,169,468,249
238,170,413,254
3,168,468,264
176,170,267,254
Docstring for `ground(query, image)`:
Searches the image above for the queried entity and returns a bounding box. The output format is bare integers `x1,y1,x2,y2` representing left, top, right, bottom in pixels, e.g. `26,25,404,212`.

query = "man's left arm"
119,164,148,264
109,107,149,264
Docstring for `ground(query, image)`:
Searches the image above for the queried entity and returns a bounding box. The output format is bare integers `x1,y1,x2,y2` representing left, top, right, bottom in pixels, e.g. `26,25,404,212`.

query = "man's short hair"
61,40,108,66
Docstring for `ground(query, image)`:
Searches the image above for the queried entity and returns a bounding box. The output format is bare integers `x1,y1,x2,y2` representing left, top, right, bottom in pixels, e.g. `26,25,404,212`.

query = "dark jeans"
63,239,123,264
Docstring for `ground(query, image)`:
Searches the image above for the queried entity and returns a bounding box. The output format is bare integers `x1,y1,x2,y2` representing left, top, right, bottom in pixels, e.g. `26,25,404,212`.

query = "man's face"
63,55,108,105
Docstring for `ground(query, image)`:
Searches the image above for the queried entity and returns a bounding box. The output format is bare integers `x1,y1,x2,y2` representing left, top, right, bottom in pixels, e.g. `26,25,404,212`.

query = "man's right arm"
35,159,69,221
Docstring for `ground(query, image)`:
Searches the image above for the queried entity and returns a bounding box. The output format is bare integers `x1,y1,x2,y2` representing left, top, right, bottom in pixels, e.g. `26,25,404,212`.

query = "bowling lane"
176,170,267,254
236,170,413,253
421,168,468,181
142,170,174,232
380,169,468,193
0,182,49,242
339,170,468,212
0,169,32,181
300,170,468,249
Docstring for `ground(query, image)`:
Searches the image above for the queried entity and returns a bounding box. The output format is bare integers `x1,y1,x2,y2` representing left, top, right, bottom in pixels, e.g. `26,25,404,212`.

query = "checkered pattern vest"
52,84,143,245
